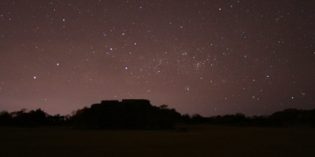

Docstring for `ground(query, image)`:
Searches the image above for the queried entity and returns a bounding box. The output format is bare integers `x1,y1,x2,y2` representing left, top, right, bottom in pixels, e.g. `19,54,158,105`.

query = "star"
0,0,314,116
185,86,190,92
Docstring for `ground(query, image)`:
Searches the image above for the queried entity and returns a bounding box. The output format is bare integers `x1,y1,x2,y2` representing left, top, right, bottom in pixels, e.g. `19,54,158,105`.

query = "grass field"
0,126,314,157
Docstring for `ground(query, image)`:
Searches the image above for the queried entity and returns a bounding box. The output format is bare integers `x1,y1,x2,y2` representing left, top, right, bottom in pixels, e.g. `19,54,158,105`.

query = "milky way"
0,0,315,115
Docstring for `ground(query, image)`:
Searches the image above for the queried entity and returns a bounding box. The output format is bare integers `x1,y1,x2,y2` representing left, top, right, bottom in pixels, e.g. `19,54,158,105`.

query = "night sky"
1,0,315,116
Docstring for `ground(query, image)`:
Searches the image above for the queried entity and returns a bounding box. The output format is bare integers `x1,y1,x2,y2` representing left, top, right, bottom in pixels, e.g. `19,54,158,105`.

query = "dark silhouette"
71,99,181,129
268,108,315,127
0,111,12,126
183,109,315,128
0,109,66,127
0,99,315,128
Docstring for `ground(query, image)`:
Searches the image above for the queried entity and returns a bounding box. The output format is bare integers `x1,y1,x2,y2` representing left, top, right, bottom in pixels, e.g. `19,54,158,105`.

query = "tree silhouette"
0,100,314,128
71,99,181,129
0,111,12,126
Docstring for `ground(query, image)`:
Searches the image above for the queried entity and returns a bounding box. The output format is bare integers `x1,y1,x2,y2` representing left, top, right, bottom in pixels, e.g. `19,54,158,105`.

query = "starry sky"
1,0,315,116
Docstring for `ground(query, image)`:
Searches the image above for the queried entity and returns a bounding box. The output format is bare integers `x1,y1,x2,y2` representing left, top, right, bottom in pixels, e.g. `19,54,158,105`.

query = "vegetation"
1,99,315,156
185,108,315,127
71,99,181,129
1,99,315,128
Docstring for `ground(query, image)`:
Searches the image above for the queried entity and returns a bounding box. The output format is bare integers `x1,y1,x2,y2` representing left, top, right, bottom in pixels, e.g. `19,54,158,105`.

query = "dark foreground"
0,126,314,157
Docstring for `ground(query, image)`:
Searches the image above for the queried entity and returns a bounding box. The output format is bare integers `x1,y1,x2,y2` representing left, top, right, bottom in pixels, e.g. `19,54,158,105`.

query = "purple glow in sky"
0,0,315,116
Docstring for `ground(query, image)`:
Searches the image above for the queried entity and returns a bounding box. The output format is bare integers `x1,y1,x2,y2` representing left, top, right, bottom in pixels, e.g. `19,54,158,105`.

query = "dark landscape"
1,99,315,157
1,126,314,157
1,0,315,156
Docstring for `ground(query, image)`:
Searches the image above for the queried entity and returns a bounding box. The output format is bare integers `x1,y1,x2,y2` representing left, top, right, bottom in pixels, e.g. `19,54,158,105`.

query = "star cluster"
0,0,315,115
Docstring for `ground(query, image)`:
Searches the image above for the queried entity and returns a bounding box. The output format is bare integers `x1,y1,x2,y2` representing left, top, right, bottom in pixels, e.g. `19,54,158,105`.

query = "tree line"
183,108,315,127
0,99,315,129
